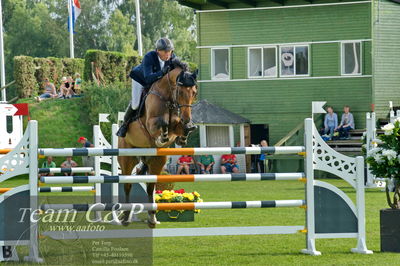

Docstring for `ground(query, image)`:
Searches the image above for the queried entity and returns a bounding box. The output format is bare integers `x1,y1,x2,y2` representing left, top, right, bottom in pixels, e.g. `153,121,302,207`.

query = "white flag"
99,113,110,123
312,101,327,114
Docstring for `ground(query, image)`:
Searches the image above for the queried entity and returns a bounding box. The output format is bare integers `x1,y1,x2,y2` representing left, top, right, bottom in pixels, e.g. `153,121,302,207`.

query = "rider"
116,37,177,137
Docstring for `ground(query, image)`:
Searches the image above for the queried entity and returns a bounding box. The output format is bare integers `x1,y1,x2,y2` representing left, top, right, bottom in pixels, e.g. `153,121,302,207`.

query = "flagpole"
135,0,143,56
0,0,6,102
68,0,74,58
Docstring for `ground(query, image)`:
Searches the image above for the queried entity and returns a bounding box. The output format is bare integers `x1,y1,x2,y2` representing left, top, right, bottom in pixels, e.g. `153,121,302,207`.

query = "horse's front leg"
147,114,170,147
173,117,193,146
146,182,158,228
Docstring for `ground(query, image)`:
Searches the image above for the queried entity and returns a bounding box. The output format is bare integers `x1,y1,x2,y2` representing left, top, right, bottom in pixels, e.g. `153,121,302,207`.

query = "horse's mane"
171,58,189,72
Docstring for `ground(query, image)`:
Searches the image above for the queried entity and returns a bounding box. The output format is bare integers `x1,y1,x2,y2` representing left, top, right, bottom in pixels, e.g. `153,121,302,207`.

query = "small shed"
192,99,251,173
192,99,250,148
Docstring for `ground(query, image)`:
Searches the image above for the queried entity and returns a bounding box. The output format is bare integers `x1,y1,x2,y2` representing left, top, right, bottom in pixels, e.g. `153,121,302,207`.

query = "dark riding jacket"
130,50,176,87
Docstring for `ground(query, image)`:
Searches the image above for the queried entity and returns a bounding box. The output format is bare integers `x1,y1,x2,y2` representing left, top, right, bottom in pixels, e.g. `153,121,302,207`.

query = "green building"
179,0,400,146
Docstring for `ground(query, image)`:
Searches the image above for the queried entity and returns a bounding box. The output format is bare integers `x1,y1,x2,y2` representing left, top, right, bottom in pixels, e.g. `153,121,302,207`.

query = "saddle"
131,86,150,122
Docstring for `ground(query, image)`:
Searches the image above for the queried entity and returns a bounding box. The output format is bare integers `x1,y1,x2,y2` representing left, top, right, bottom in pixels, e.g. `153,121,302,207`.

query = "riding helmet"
155,37,174,51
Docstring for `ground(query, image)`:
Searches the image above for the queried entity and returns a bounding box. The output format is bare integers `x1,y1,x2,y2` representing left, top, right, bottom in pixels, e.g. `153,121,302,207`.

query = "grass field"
3,177,400,265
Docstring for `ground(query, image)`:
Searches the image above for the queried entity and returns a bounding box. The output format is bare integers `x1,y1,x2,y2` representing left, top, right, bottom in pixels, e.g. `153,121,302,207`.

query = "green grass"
4,178,400,265
19,97,93,167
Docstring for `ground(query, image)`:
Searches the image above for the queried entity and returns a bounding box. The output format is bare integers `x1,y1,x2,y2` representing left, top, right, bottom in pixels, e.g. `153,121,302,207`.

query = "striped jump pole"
38,167,94,174
39,186,94,193
0,188,12,193
40,173,306,184
0,149,12,154
0,187,95,193
38,146,305,157
41,200,306,212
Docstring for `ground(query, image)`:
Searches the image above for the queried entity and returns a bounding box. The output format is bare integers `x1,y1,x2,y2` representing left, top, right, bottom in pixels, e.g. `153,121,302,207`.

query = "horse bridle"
149,70,196,119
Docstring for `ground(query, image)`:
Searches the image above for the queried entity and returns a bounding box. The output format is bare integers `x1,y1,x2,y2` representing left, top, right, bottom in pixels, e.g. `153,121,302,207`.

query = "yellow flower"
183,193,194,201
155,195,161,202
193,191,200,197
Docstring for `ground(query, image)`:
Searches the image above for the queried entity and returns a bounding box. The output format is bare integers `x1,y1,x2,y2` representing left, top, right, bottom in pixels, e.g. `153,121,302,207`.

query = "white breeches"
131,80,144,110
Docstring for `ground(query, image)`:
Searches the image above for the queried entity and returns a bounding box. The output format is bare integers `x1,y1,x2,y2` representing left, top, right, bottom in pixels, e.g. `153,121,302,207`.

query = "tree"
104,9,136,55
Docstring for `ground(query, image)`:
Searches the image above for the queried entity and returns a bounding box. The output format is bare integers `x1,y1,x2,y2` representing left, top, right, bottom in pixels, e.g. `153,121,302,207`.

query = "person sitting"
35,78,57,102
337,105,355,140
176,155,194,175
197,155,215,174
60,156,78,176
67,76,76,95
116,37,195,137
58,77,73,99
39,156,56,177
220,154,239,174
74,73,82,95
323,106,338,140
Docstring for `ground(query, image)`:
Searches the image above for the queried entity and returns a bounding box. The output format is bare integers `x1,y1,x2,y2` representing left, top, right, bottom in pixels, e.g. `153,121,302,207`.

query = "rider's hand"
162,65,170,76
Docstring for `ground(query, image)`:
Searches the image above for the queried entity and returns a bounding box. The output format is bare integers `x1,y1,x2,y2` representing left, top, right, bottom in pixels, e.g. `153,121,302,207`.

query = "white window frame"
279,44,310,77
247,46,278,79
341,41,362,76
211,48,231,80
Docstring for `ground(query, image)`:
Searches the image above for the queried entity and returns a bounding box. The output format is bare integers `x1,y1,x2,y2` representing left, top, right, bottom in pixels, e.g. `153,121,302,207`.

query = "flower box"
156,210,195,222
155,189,201,222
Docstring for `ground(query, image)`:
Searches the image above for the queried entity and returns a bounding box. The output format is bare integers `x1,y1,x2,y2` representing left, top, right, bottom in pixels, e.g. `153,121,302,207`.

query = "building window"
212,48,230,80
342,42,361,75
280,45,309,77
248,47,277,78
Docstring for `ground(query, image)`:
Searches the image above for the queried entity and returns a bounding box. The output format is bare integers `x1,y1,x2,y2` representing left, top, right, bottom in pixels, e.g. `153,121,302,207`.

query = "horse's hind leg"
146,156,167,228
118,155,138,226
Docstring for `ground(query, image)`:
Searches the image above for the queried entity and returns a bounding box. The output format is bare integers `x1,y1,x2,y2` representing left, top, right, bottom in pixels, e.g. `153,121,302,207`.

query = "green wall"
200,78,371,144
198,3,371,46
373,0,400,118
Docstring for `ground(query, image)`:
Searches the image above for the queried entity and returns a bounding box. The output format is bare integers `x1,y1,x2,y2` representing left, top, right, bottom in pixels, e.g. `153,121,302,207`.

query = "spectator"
39,156,56,177
58,76,73,99
258,140,269,173
221,154,239,174
337,106,355,140
323,106,338,140
78,136,94,148
176,155,194,175
67,76,75,95
35,78,57,102
60,156,78,176
77,137,95,173
197,155,215,174
74,73,82,95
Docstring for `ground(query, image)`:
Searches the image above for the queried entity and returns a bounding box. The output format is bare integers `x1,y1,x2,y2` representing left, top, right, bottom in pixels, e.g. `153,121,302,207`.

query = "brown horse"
118,61,198,227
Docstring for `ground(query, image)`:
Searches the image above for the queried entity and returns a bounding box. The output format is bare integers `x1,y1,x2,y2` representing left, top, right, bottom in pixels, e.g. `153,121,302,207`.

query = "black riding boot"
116,105,137,137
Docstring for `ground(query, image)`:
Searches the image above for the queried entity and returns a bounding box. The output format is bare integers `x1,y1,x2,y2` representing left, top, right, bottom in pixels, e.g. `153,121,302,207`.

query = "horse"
118,60,198,228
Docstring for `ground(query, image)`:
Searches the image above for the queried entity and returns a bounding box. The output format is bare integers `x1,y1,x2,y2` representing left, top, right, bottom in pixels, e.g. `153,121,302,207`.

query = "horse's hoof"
147,222,157,229
121,220,130,227
155,139,168,147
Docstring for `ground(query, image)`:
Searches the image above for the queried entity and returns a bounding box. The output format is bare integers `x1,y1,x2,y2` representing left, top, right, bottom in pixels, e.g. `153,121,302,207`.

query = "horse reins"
149,71,195,118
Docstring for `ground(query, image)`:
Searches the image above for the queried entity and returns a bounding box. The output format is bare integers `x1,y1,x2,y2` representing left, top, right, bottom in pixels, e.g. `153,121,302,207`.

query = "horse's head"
175,69,198,124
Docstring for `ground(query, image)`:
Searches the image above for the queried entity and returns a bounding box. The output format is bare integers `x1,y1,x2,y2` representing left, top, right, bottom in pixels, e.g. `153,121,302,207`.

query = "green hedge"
83,50,141,85
14,56,84,98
